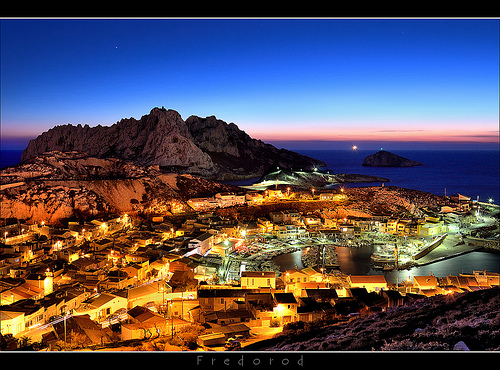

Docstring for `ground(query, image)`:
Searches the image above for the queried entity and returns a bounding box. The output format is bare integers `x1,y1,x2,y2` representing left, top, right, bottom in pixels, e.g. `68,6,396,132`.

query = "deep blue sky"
1,18,499,151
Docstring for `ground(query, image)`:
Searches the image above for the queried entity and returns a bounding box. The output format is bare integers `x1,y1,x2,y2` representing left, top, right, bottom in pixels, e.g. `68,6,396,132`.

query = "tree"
18,335,32,348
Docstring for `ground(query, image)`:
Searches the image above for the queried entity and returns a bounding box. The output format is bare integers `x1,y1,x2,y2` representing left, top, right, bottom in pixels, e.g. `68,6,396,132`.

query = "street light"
170,301,174,339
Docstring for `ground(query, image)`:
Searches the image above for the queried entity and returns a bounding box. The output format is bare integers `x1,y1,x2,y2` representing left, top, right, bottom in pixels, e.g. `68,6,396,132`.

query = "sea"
272,149,500,281
296,149,500,204
1,148,499,281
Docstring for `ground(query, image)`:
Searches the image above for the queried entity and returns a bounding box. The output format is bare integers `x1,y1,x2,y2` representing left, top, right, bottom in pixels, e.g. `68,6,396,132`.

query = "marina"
221,218,499,284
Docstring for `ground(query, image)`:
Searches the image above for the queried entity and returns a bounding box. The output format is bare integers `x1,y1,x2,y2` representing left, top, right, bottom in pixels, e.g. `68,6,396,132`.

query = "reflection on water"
336,246,500,283
335,245,373,275
272,245,500,283
272,250,304,272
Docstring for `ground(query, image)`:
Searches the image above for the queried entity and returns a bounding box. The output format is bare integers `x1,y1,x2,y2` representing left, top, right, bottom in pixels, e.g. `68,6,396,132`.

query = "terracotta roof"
349,275,387,284
241,271,276,278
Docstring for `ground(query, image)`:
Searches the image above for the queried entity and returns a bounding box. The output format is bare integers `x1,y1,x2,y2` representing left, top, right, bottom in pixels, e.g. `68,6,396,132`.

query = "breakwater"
414,234,447,260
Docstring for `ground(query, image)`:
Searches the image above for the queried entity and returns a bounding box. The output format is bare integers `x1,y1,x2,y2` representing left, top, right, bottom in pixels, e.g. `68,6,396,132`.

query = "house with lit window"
215,192,237,207
244,292,276,327
282,269,309,285
386,218,399,234
273,224,307,239
319,192,335,201
413,275,438,294
240,271,276,290
0,299,45,336
245,192,264,204
187,197,218,211
197,287,257,312
188,232,214,255
73,292,128,323
273,292,298,325
347,275,388,293
257,218,273,233
0,310,25,336
417,217,447,236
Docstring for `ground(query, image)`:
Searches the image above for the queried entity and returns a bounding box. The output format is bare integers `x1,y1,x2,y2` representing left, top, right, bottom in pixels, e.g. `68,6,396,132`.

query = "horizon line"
1,138,499,151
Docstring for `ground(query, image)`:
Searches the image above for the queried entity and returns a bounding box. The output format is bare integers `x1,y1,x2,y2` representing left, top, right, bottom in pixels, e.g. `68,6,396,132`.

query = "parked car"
224,340,241,351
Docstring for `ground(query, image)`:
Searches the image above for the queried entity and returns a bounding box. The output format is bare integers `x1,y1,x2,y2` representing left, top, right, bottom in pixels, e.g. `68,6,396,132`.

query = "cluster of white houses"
0,191,495,348
2,244,499,347
187,190,478,241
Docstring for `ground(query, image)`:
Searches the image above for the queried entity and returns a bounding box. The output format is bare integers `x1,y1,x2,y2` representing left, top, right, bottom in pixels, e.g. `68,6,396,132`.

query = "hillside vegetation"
246,287,500,351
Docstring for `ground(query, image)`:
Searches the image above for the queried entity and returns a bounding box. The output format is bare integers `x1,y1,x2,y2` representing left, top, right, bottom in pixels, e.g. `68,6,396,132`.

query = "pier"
413,234,447,260
415,234,490,266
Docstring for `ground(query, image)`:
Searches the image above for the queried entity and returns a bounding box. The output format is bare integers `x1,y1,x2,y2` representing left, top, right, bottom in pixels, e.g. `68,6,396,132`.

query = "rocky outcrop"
250,167,390,190
1,151,239,225
362,150,423,167
21,107,325,180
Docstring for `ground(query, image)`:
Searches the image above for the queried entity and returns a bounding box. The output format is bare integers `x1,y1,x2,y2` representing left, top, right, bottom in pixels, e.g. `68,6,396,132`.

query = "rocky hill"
362,150,423,167
21,107,325,181
246,286,500,351
0,151,239,225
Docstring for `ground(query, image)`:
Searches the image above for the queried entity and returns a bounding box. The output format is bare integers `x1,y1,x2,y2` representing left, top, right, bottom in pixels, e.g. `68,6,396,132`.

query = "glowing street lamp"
170,301,174,339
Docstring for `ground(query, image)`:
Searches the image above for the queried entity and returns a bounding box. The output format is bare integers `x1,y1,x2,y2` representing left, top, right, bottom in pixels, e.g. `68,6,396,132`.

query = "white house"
73,292,128,323
240,271,276,290
347,275,388,293
188,232,214,255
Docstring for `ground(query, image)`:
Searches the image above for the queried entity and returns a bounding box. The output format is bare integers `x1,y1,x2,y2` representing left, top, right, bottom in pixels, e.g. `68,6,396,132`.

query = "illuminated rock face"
21,107,325,180
0,152,239,225
362,150,423,167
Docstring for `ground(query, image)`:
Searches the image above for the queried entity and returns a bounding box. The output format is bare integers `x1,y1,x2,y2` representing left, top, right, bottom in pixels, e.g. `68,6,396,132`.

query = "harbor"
221,230,499,285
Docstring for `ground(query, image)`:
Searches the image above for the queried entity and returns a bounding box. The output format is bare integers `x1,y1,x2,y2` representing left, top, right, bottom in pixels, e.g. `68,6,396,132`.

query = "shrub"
270,318,281,327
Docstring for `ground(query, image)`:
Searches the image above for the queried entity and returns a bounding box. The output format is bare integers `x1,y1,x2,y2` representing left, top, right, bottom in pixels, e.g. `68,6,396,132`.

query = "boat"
371,255,396,264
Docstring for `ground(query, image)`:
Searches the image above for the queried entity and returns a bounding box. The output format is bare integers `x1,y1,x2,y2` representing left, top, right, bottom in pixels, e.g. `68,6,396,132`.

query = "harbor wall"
413,235,447,260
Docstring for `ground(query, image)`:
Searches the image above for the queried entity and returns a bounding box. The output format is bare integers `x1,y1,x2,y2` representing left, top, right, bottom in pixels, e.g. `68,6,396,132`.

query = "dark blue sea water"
2,149,499,202
271,149,500,280
297,149,500,205
0,150,24,169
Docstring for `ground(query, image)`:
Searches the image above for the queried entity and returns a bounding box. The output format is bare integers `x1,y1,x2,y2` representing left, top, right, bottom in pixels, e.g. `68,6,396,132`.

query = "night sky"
1,18,498,150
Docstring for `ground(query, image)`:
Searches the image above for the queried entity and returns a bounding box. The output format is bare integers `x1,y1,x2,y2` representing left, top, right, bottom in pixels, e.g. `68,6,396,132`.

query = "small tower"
44,268,53,296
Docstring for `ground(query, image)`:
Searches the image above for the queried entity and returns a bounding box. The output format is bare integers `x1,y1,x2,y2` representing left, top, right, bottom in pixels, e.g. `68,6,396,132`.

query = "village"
0,185,499,351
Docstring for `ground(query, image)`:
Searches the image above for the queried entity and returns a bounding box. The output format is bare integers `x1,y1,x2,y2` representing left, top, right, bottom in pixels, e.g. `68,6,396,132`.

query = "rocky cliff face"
21,107,325,180
362,150,423,167
1,151,239,225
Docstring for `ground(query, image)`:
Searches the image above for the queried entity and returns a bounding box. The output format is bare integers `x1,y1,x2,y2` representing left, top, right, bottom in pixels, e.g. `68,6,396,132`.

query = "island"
362,150,423,167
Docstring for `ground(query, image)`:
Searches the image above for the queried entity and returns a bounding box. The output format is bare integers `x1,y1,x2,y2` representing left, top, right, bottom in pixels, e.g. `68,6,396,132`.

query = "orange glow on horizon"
247,126,500,144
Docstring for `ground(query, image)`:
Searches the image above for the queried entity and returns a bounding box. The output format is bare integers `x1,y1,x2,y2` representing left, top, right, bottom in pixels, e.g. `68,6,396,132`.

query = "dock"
415,234,485,266
414,234,447,260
